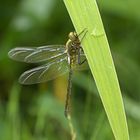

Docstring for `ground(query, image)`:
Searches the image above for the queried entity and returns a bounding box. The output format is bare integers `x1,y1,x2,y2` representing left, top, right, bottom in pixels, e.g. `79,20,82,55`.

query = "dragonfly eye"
68,32,77,41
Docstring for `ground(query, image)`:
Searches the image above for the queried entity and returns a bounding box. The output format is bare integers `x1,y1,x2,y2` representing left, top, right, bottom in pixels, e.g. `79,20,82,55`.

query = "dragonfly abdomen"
70,55,77,69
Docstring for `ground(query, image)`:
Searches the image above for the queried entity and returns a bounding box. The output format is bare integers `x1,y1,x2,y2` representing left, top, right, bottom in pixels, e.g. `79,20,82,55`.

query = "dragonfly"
8,29,88,117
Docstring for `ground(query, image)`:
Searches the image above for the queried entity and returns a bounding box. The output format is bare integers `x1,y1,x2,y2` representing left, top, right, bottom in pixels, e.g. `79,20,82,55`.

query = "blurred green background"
0,0,140,140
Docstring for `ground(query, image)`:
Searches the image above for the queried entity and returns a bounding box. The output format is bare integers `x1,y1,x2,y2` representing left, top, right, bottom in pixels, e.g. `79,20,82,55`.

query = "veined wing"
8,45,66,63
19,57,68,85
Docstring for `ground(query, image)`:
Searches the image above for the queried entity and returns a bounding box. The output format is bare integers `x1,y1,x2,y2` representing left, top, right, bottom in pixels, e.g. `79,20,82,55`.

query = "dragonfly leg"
78,58,86,65
78,28,88,42
77,29,88,65
78,48,87,65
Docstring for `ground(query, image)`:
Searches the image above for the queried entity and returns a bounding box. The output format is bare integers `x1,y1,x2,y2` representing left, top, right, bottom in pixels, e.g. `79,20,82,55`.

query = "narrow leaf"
63,0,129,139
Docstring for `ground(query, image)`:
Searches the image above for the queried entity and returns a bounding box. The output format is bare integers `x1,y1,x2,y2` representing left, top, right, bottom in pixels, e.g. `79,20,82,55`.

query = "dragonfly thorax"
66,32,81,54
66,32,81,66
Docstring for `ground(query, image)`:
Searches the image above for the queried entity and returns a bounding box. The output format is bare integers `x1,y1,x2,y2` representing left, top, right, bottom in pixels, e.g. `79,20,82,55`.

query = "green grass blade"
63,0,129,139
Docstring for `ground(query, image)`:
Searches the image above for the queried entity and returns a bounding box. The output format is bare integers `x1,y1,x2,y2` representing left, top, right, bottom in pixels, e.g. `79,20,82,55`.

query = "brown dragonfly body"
64,30,87,116
8,29,87,117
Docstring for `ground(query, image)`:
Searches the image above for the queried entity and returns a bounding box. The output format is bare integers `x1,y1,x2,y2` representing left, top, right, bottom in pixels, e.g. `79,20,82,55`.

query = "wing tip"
8,49,14,58
18,77,32,85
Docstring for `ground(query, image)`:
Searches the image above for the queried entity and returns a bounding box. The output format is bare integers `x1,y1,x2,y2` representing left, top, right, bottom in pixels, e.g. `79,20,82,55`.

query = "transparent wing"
8,45,66,63
19,57,68,85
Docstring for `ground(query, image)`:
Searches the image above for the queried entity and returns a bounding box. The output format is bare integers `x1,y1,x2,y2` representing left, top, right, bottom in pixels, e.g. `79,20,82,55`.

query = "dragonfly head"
68,32,78,41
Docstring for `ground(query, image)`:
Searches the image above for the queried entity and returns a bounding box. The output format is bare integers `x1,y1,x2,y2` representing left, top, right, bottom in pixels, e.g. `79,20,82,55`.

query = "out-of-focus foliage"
0,0,140,140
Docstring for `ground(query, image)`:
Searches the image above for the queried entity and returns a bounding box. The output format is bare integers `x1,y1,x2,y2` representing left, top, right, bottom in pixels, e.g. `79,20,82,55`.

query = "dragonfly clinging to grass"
8,29,88,117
